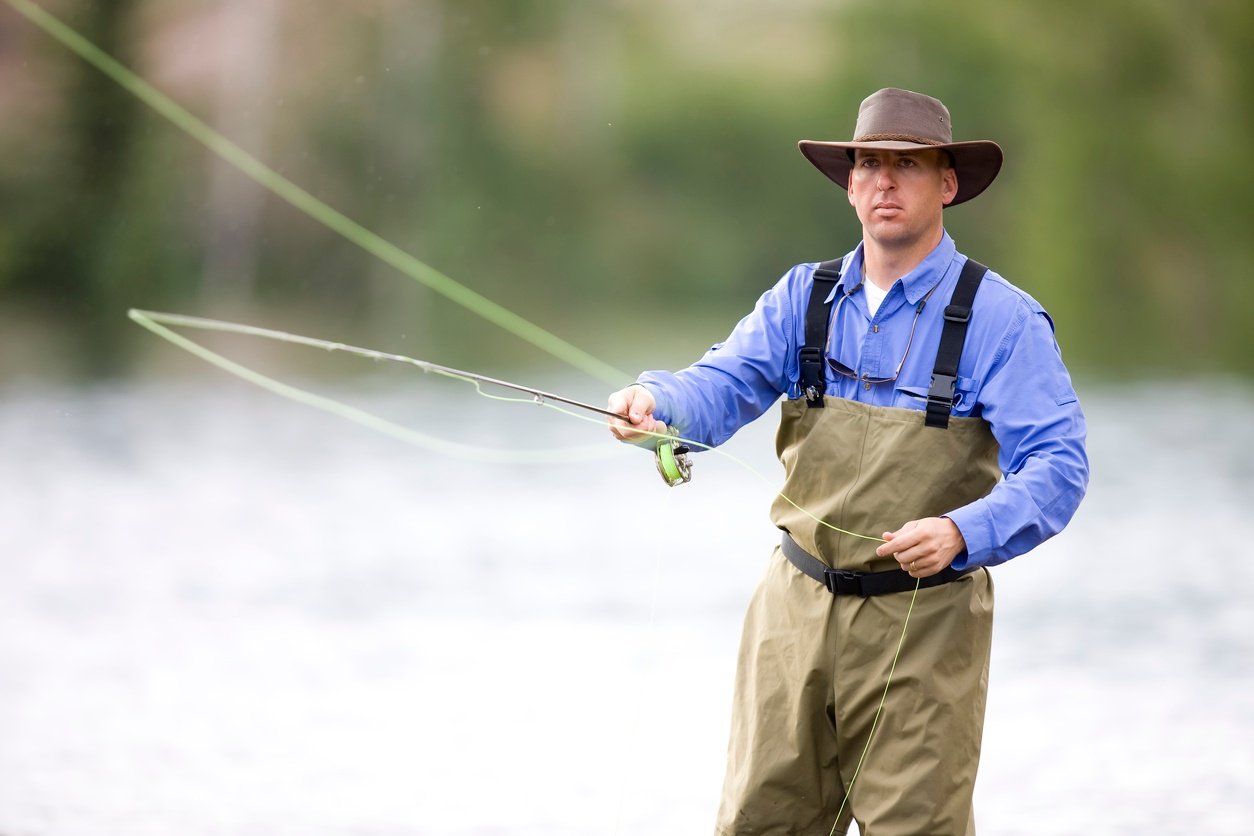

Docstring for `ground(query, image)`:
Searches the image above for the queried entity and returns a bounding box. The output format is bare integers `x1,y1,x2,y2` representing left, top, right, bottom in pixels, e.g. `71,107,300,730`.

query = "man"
608,88,1088,835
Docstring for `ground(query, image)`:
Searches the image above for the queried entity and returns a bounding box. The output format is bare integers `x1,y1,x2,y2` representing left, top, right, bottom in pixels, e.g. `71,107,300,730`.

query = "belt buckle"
823,568,865,596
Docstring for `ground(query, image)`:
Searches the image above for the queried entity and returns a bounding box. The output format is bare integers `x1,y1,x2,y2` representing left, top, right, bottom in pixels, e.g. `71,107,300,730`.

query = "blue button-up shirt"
638,233,1089,569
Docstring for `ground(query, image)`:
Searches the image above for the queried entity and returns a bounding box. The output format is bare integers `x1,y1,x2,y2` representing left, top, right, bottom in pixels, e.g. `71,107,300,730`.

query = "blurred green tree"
0,0,1250,379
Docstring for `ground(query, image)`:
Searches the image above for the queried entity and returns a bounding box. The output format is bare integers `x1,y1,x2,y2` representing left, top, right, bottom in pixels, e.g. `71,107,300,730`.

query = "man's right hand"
607,384,666,445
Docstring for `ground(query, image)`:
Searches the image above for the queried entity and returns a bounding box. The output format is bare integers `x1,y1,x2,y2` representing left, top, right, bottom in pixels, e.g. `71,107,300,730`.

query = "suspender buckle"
925,372,957,428
799,346,825,408
927,372,957,405
799,260,842,410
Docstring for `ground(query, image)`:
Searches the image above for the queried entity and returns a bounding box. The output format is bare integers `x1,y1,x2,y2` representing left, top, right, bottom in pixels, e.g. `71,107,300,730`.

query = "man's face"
847,148,958,250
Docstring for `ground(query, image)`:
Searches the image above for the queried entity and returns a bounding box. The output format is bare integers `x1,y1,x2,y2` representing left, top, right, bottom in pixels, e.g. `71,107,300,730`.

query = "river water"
1,376,1251,835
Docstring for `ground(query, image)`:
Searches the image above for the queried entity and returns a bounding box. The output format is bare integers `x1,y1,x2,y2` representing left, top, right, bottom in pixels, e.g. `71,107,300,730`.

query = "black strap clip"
799,346,825,407
927,372,957,405
925,373,957,428
823,567,866,596
799,259,843,410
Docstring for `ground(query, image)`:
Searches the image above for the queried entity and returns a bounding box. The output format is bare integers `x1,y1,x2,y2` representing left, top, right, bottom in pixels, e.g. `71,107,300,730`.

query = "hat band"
854,132,943,145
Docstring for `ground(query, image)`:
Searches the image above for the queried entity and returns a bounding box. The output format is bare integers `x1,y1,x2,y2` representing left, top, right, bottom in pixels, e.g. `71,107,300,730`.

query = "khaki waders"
715,397,1001,836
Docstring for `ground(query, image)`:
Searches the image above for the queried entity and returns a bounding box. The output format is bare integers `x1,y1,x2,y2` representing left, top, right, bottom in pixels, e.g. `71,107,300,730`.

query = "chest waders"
716,259,999,836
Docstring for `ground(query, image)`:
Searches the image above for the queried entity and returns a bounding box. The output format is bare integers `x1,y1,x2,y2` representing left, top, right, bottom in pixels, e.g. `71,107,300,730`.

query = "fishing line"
3,0,626,386
828,582,920,836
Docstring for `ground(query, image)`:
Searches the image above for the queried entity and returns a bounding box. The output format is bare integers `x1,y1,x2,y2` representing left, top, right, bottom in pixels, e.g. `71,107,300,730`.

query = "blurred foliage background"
1,0,1251,384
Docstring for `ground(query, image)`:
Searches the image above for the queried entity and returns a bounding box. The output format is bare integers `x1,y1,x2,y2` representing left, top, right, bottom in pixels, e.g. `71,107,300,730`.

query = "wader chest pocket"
895,376,978,413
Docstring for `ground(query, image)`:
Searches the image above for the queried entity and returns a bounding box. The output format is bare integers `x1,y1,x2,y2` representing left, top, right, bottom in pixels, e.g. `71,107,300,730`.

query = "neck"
861,226,944,290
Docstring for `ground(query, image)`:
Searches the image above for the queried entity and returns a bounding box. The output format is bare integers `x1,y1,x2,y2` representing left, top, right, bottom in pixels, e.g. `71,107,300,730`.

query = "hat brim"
797,139,1003,206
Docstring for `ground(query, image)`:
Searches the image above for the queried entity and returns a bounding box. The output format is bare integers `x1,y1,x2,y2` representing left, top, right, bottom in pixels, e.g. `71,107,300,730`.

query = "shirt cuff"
635,373,675,427
944,499,994,571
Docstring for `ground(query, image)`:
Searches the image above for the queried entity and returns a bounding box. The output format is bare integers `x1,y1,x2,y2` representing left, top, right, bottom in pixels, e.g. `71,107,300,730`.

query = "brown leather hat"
798,88,1003,206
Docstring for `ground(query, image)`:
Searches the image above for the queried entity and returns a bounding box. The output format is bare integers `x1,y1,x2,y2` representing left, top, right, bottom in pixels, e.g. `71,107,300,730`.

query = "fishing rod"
441,371,693,487
430,369,693,487
357,349,693,487
128,310,693,486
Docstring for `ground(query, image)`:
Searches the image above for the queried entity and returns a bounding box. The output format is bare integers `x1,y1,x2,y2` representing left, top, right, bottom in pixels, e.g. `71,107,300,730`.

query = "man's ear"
941,168,959,206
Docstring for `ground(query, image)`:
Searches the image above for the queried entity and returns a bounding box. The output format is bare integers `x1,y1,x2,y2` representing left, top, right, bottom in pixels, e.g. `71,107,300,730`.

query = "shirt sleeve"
635,268,801,449
945,304,1090,569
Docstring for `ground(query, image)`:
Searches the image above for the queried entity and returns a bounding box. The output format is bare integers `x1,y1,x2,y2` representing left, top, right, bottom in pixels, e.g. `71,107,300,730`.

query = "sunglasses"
825,280,940,385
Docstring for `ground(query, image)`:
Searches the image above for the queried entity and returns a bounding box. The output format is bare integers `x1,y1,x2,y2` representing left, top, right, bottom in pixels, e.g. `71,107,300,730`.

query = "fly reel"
654,432,692,487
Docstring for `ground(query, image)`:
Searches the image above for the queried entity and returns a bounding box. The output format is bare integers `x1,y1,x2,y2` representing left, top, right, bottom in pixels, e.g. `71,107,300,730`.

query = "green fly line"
828,583,919,835
7,0,922,827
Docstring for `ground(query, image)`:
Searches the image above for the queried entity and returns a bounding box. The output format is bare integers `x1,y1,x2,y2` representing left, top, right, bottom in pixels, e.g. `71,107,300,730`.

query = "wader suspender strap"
800,260,843,408
925,258,988,429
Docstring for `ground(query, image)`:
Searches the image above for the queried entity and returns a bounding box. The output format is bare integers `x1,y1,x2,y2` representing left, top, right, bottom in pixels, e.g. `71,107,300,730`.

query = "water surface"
1,378,1250,835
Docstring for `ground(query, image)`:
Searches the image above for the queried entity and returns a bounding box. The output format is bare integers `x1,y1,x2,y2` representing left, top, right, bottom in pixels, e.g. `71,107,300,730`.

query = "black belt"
780,532,972,597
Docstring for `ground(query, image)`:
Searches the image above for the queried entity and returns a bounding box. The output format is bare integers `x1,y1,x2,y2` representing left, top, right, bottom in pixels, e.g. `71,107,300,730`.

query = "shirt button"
864,382,872,391
872,325,880,333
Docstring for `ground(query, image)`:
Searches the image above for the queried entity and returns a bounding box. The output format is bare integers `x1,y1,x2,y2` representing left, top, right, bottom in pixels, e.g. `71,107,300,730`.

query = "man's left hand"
876,517,966,578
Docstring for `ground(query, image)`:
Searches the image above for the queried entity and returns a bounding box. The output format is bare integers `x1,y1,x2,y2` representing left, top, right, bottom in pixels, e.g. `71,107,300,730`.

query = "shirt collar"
826,232,958,305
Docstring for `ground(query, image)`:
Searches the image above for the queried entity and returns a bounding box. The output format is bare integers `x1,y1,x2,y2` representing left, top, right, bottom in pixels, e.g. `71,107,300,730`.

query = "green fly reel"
654,430,693,487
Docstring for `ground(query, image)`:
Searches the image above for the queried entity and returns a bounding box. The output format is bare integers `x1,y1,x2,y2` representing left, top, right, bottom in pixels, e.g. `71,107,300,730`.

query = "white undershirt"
863,279,890,316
